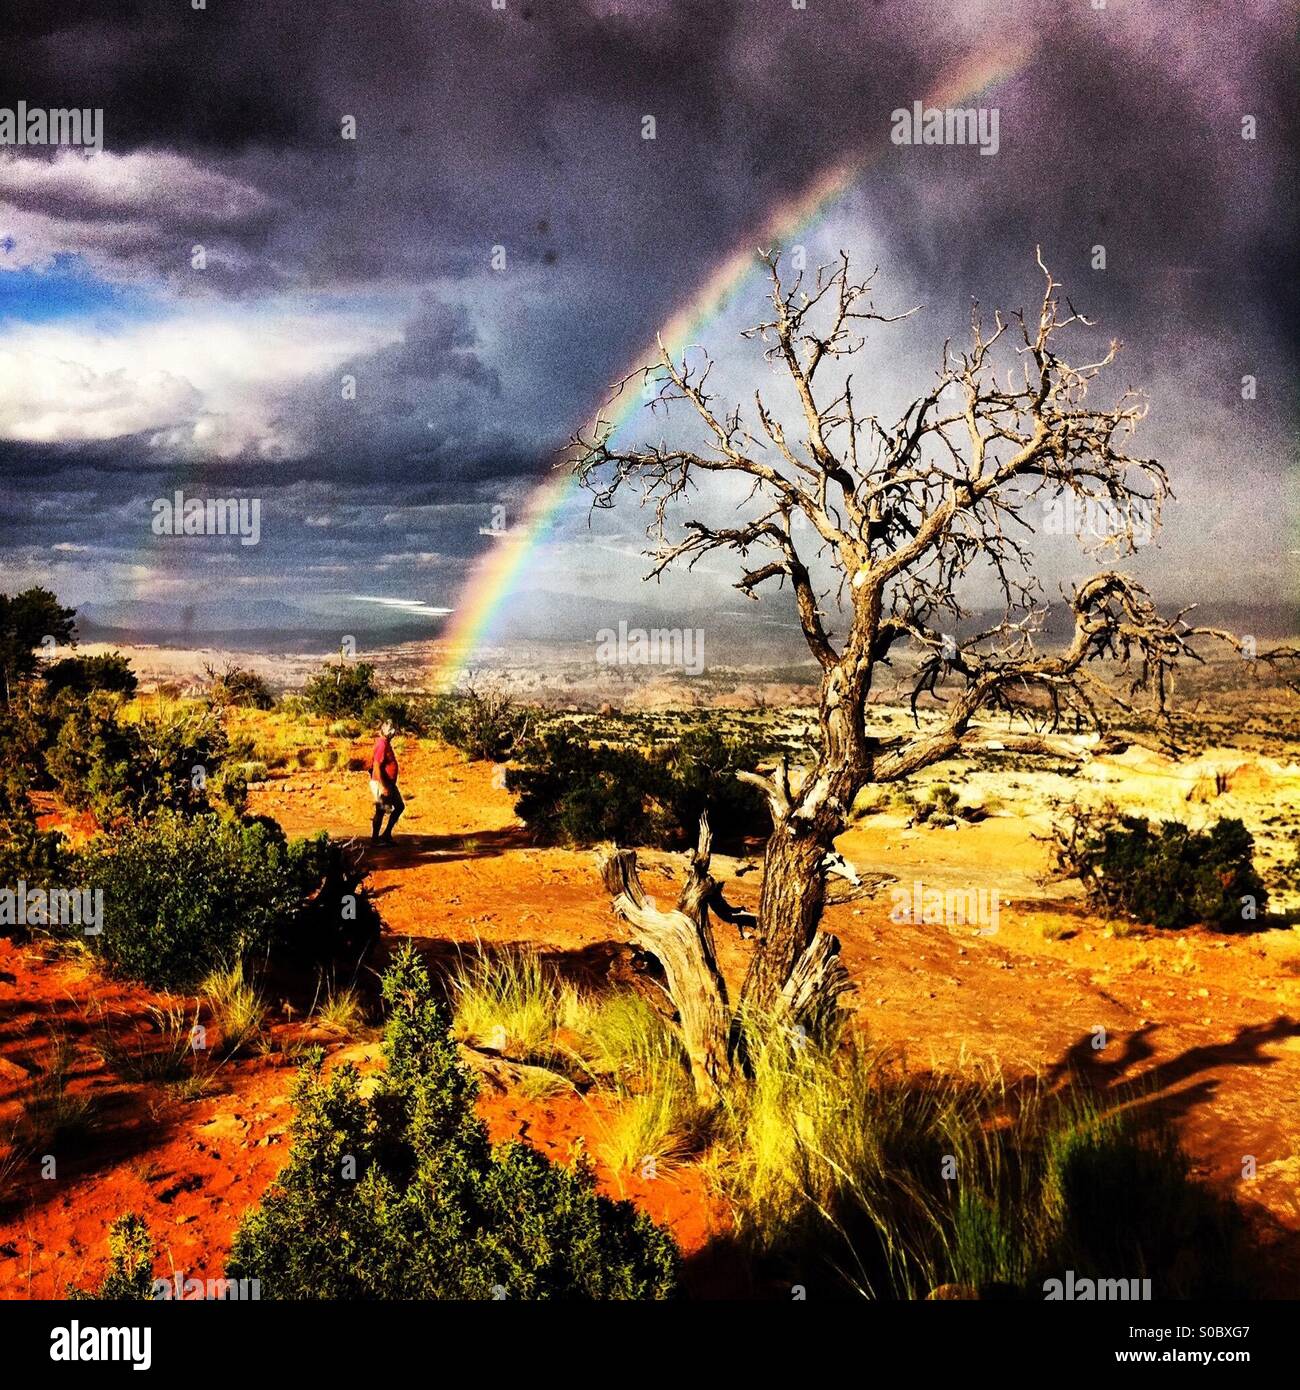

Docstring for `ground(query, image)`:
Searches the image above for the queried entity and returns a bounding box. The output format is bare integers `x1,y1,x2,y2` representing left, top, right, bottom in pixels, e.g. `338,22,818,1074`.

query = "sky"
0,0,1294,646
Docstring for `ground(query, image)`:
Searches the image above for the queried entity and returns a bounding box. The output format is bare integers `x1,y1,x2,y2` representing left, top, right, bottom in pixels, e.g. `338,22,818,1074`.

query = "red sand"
3,740,1298,1296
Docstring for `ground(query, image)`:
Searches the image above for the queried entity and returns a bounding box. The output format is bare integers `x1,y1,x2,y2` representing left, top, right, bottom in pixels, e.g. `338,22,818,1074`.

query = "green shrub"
0,732,68,890
1039,1108,1236,1289
0,693,51,790
660,726,768,844
74,811,375,990
434,683,529,761
43,652,138,701
363,693,437,736
225,731,257,761
46,695,140,824
47,702,234,826
506,726,766,849
134,707,233,815
1051,804,1267,930
69,1214,155,1300
0,790,69,923
213,764,250,816
0,586,75,704
203,661,275,710
302,660,380,719
508,730,664,846
275,693,310,719
226,945,678,1299
928,784,959,816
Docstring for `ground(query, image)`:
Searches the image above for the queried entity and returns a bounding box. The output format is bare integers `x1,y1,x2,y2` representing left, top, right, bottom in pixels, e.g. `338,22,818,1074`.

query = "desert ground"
3,645,1299,1298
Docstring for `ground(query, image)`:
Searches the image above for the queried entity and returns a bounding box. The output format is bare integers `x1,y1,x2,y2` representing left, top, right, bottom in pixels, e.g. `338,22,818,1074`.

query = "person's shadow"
356,826,531,872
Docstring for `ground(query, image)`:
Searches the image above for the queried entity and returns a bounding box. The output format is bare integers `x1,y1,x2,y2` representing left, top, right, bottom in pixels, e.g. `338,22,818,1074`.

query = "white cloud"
0,149,267,222
0,307,401,453
0,346,200,441
0,149,271,278
350,594,452,616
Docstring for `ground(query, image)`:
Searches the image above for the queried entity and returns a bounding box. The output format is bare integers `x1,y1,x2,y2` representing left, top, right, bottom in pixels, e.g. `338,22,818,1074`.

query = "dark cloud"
0,1,1293,616
366,295,502,397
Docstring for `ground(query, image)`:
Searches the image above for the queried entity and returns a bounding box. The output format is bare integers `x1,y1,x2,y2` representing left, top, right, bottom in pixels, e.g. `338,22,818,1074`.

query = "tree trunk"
736,651,869,1030
777,930,851,1038
597,823,734,1098
739,826,829,1019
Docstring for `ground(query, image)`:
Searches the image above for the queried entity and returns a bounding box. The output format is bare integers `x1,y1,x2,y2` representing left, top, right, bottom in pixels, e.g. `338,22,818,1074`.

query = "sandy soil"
3,735,1299,1297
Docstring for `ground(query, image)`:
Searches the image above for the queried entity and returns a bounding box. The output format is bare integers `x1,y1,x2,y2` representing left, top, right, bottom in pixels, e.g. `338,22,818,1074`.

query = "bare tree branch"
571,249,1272,1027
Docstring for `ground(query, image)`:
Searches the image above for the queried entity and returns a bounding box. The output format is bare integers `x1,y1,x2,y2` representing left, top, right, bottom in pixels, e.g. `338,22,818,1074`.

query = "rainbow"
429,41,1035,689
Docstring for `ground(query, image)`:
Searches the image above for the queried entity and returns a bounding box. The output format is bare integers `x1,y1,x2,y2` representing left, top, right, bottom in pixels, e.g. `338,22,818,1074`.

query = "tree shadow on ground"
1034,1014,1300,1122
680,1013,1300,1299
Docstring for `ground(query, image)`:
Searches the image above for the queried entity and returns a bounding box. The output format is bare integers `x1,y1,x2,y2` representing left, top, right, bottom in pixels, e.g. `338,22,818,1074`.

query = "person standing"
369,719,404,842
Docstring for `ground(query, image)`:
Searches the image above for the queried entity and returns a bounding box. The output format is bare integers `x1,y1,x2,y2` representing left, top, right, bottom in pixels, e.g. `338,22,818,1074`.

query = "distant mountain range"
73,594,1296,653
71,591,812,660
78,599,352,634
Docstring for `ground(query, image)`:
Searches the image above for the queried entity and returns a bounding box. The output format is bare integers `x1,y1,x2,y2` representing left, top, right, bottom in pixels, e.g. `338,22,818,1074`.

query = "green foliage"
590,1016,709,1175
46,695,141,824
201,961,268,1055
0,793,69,918
43,652,138,701
203,661,275,710
443,951,709,1172
507,725,766,849
448,945,583,1064
361,692,436,737
213,763,250,817
928,783,960,816
69,1214,156,1300
660,725,767,842
133,706,233,816
0,587,75,703
74,811,359,990
47,701,234,825
433,683,529,761
0,715,68,907
1052,804,1267,930
0,693,49,792
1039,1108,1232,1288
226,945,679,1299
721,1021,1249,1299
508,730,662,846
302,660,380,719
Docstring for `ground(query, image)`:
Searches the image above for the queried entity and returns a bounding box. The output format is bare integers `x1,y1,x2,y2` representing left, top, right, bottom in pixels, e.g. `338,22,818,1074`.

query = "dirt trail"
3,738,1299,1296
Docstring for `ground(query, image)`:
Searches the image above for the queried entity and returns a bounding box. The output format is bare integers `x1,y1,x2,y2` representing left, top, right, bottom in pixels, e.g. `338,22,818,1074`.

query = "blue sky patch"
0,252,162,325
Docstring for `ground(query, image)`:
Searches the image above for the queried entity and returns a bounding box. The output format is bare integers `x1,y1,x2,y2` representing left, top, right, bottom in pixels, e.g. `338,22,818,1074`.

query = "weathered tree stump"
597,819,734,1096
596,813,854,1089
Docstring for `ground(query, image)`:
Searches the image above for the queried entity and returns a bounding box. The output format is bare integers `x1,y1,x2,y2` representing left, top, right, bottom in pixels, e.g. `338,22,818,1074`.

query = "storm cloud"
0,0,1293,628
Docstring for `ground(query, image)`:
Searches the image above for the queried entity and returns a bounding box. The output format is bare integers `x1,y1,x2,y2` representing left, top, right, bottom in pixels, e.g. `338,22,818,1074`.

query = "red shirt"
372,736,398,786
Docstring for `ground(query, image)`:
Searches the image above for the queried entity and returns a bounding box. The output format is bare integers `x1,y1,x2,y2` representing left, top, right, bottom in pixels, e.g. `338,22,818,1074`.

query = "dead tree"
598,813,848,1095
598,816,735,1094
574,248,1288,1067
